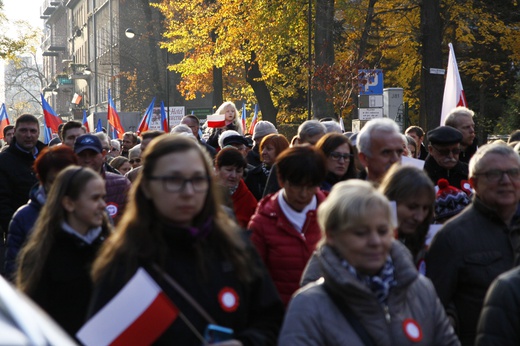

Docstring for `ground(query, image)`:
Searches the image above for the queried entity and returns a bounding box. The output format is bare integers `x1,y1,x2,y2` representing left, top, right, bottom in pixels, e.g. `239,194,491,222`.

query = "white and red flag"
206,113,226,128
77,268,178,346
440,43,468,125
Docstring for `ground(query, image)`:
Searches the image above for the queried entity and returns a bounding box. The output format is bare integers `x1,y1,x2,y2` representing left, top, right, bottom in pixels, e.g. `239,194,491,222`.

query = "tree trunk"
313,0,335,119
420,0,443,135
245,51,278,126
212,66,223,109
357,0,377,62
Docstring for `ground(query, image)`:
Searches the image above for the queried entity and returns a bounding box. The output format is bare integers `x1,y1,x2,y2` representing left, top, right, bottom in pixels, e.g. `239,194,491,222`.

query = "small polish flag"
76,268,178,346
206,113,226,128
71,93,83,105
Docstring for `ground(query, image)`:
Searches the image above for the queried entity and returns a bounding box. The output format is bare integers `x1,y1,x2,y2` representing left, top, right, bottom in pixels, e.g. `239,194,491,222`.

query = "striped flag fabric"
41,94,63,144
248,104,259,135
76,268,178,346
137,98,155,135
206,113,226,128
160,101,168,132
241,103,247,134
107,89,125,139
440,43,468,125
0,103,10,140
82,110,90,133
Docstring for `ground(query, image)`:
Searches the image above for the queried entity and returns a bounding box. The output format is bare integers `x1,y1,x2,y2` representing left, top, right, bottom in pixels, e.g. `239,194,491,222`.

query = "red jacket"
231,179,258,228
248,190,326,306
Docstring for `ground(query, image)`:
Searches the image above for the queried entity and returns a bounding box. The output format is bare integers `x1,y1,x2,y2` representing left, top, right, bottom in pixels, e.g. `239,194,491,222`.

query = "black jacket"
29,228,109,337
245,164,268,201
476,266,520,346
426,197,520,346
88,224,284,345
423,154,469,191
0,138,45,237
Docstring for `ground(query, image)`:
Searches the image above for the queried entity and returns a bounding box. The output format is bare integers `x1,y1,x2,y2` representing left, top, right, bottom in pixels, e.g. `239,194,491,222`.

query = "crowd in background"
0,101,519,345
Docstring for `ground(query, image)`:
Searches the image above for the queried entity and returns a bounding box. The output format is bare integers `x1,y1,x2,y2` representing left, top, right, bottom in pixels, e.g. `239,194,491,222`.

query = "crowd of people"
0,101,519,345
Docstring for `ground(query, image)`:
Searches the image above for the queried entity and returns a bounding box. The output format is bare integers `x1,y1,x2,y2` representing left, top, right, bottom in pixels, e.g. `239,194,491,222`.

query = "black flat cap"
223,135,248,147
427,126,463,145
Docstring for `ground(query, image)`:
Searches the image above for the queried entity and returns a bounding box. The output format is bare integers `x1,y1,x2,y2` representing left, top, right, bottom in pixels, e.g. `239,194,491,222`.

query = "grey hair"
321,121,342,134
469,141,520,178
170,124,193,136
128,144,142,159
357,118,400,156
445,107,474,128
218,130,241,149
297,120,327,143
94,132,110,149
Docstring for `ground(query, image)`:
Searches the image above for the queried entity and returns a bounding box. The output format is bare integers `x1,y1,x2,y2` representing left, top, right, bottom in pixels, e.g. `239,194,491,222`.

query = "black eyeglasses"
129,158,142,164
148,176,210,192
329,152,353,161
475,169,520,182
432,146,461,157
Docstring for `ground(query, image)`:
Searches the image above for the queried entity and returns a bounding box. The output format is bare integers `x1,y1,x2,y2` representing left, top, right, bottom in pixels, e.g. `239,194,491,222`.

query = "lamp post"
124,28,170,130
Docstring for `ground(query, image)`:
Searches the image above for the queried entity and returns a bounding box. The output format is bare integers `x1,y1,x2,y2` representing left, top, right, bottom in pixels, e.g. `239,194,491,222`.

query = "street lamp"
124,28,170,130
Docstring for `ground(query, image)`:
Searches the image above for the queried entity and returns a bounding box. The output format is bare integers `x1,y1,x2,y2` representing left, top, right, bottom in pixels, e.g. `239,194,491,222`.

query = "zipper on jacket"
383,304,391,323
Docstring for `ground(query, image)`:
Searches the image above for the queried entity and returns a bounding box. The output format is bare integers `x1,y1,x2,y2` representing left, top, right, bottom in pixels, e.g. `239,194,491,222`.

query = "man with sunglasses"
426,142,520,346
424,126,470,193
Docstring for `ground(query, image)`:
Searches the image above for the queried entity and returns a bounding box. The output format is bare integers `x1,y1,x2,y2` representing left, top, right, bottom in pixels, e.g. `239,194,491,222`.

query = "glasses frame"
148,175,210,193
475,169,520,182
329,152,353,161
432,145,461,157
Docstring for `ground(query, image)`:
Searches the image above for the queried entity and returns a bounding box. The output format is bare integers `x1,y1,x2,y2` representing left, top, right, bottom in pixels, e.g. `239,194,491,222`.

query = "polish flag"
206,113,226,128
440,43,467,125
77,268,178,346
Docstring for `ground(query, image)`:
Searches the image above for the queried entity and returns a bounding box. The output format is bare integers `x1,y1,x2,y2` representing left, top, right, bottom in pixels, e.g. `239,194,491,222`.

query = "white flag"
440,43,468,125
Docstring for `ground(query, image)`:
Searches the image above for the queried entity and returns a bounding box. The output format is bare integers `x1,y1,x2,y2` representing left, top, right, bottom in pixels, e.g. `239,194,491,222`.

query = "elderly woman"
315,133,357,191
214,147,258,228
280,180,459,345
245,133,290,200
86,135,283,344
248,145,327,307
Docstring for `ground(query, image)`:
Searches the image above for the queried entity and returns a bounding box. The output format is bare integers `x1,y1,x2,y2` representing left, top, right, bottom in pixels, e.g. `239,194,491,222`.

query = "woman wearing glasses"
315,133,358,192
88,135,284,345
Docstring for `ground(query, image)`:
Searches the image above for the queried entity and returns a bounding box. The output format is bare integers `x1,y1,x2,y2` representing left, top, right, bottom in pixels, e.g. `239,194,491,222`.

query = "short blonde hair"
318,180,394,237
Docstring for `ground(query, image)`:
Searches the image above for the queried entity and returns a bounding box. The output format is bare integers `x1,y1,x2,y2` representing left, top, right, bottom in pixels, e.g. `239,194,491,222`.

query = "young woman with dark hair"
16,166,111,336
88,135,283,345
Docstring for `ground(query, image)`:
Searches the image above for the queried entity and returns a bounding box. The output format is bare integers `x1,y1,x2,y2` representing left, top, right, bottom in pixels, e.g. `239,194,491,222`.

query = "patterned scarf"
261,163,271,177
340,257,397,304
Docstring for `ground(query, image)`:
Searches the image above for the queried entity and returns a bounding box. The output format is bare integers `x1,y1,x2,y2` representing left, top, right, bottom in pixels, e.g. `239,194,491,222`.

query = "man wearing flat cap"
424,126,470,193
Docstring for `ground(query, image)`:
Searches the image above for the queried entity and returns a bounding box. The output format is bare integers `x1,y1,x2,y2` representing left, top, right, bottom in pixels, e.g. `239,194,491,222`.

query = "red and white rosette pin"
402,319,423,342
218,287,240,312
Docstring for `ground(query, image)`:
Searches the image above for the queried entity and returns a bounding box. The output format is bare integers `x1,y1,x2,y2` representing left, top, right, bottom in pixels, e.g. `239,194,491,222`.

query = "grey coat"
279,241,459,346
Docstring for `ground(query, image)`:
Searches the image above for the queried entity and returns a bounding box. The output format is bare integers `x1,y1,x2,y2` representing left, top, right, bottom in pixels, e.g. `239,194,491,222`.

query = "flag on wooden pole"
248,104,259,135
82,110,90,133
241,103,247,134
41,94,63,144
160,101,168,132
440,43,467,125
137,98,155,135
107,89,125,139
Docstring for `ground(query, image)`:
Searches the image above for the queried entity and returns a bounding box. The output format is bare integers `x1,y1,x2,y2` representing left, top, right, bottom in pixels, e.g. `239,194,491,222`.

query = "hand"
209,340,243,346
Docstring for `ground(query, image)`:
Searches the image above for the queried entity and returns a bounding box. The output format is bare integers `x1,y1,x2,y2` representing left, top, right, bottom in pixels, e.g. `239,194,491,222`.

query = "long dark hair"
16,166,110,294
92,135,254,284
315,133,358,180
379,165,435,259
